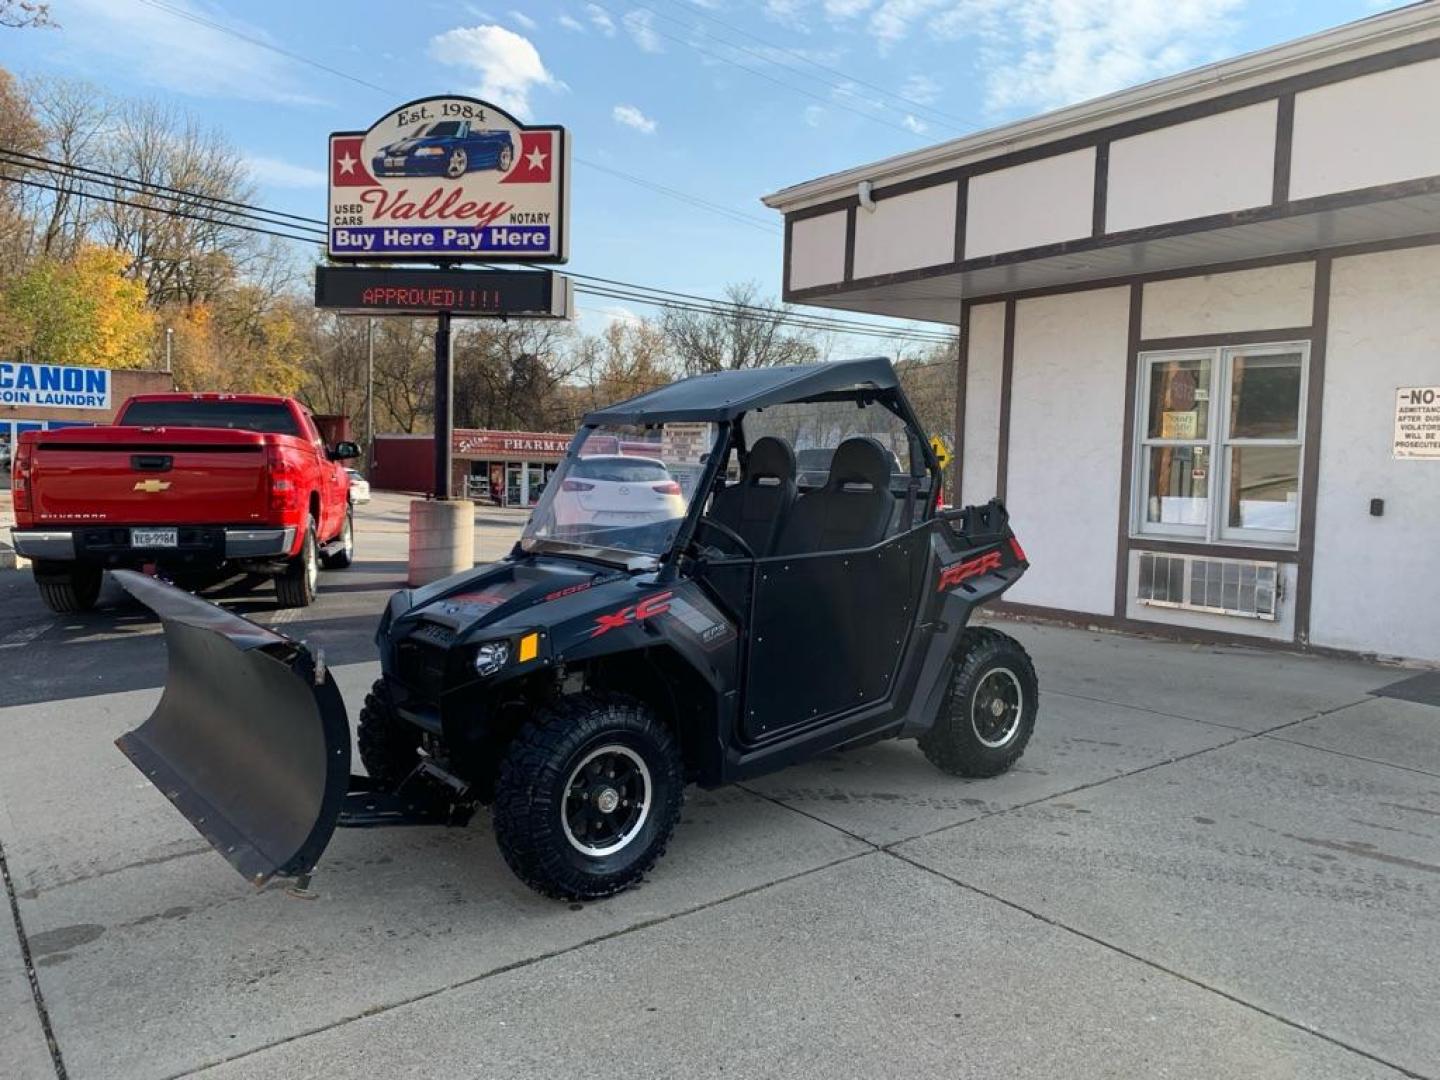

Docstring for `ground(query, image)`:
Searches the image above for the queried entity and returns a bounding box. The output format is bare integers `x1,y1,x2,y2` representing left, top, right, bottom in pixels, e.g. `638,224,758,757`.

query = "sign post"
325,94,570,583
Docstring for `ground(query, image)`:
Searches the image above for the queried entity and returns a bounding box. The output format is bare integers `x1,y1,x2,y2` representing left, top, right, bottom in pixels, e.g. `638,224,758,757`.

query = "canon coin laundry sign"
328,95,568,262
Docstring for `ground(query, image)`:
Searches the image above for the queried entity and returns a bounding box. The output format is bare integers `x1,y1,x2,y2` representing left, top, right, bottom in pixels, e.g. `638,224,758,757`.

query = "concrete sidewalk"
1,613,1436,1079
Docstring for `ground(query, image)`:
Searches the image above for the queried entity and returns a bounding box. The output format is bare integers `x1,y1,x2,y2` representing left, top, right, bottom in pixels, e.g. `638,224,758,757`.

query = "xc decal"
936,550,1002,592
590,591,674,637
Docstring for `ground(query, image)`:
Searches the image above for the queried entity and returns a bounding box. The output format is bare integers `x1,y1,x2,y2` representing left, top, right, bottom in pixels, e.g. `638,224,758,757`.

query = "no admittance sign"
1394,386,1440,460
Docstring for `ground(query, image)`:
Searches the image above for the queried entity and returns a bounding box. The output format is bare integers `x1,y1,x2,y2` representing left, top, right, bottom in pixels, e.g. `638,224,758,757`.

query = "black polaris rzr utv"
115,357,1037,901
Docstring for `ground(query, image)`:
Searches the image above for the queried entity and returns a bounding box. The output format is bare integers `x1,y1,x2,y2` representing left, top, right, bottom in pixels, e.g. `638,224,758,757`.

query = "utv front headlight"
473,641,511,677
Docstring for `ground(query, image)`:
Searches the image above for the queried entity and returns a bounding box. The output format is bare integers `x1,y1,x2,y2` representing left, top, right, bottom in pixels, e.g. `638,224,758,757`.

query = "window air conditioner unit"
1137,552,1280,620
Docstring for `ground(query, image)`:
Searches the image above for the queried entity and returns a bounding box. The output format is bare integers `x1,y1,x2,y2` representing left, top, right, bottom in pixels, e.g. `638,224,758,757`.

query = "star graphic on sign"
524,146,547,172
337,152,357,174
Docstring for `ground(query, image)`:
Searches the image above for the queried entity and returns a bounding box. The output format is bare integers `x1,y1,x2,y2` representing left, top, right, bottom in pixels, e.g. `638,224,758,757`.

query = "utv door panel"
742,532,926,741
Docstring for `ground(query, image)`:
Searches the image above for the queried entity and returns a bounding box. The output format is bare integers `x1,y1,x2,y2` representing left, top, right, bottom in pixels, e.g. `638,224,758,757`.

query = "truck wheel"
493,693,684,901
357,680,420,790
320,505,355,569
919,628,1037,778
34,563,103,614
274,520,319,608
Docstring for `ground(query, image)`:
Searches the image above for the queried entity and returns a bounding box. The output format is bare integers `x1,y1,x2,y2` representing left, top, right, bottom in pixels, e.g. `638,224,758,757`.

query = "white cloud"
558,13,586,31
244,155,326,188
900,73,942,105
825,0,875,16
803,104,826,127
612,103,658,134
50,0,326,106
587,4,617,35
901,114,928,133
869,0,946,52
428,24,557,119
623,8,664,52
509,9,538,29
927,0,1247,112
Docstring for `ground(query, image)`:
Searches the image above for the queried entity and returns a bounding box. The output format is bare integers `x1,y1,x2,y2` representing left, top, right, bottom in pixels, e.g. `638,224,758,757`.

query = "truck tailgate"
29,427,271,525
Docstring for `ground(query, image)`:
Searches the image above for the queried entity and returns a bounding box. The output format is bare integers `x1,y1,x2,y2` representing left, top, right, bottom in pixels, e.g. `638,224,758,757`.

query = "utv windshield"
521,422,721,566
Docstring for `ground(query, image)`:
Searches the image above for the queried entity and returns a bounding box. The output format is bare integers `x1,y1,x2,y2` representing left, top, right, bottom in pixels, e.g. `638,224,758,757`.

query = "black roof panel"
582,356,899,426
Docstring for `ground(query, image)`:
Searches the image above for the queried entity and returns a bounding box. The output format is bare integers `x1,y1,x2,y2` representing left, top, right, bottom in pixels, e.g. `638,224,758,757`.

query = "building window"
1133,342,1308,548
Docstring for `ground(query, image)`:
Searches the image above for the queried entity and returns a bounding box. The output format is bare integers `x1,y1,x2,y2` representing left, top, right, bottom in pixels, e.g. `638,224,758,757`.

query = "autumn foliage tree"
0,245,154,367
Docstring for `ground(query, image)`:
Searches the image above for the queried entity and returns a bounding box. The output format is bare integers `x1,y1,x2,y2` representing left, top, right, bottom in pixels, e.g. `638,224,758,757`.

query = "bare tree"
0,1,54,29
661,281,820,375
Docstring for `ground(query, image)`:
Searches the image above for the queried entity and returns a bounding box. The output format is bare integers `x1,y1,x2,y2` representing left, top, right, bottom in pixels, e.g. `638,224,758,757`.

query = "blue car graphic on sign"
371,121,515,179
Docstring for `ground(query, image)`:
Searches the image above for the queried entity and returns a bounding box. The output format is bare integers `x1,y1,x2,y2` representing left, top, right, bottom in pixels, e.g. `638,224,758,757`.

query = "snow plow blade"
113,569,351,887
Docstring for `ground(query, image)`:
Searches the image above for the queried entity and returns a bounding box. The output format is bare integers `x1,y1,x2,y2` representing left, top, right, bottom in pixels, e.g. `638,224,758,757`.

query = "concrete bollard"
408,498,475,587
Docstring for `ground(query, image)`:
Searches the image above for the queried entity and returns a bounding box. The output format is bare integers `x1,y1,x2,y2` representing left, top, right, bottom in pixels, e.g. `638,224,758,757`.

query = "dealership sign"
0,361,110,409
327,95,568,262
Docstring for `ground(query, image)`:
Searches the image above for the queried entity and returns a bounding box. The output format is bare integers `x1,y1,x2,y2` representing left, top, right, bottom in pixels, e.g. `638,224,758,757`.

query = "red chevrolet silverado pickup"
10,393,358,613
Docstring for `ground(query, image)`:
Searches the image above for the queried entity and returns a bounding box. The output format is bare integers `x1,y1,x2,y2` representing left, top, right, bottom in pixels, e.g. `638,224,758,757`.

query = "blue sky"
0,0,1404,337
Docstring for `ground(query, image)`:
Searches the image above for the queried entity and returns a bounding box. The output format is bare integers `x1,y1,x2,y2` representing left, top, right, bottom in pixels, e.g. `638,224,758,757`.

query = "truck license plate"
131,528,178,548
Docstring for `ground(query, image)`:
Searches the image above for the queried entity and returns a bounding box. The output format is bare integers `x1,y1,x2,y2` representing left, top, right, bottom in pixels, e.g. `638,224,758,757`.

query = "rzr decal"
590,591,674,637
936,550,1002,592
543,581,592,602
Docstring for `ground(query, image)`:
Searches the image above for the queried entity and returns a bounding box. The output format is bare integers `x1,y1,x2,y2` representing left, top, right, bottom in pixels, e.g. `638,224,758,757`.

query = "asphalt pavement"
1,493,1437,1079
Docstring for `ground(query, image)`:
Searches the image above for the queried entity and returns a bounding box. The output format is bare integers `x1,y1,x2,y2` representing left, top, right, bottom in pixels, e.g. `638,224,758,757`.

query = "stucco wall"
1003,287,1131,614
1107,102,1277,233
1291,56,1440,200
960,302,1005,504
852,183,957,279
788,211,847,291
1309,245,1440,661
1140,263,1315,339
964,149,1094,259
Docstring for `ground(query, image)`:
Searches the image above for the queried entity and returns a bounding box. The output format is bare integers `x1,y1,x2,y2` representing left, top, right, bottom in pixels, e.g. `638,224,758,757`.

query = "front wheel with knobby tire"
357,679,420,790
919,628,1038,778
321,505,354,569
34,562,103,614
493,693,684,901
274,518,319,608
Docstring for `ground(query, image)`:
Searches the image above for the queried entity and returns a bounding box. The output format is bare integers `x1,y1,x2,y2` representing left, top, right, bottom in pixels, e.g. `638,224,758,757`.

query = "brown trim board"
1293,255,1332,645
995,299,1016,502
843,205,857,282
1138,325,1313,351
952,298,973,506
1113,283,1143,618
1272,93,1295,205
1091,142,1110,237
1129,538,1300,564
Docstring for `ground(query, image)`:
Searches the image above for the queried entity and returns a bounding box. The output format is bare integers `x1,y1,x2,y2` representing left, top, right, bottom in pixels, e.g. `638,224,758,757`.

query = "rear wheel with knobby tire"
919,627,1037,778
493,693,683,901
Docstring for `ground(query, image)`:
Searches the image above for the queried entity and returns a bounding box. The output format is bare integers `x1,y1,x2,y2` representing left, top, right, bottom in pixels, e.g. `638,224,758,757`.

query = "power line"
132,0,782,235
6,149,952,342
8,151,956,342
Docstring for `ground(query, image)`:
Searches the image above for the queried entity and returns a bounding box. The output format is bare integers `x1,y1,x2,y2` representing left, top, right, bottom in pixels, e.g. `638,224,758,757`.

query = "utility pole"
164,326,173,375
434,311,453,500
365,316,374,466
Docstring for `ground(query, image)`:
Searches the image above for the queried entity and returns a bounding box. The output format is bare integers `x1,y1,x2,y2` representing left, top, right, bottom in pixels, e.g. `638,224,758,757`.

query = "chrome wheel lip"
447,149,467,177
304,534,319,592
971,667,1023,748
561,744,651,857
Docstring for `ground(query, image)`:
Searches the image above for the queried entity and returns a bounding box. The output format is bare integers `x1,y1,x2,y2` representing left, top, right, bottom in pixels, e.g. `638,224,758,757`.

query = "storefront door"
506,462,524,507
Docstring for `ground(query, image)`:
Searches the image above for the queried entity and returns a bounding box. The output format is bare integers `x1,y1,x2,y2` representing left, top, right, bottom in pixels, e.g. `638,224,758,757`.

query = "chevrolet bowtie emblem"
133,479,171,493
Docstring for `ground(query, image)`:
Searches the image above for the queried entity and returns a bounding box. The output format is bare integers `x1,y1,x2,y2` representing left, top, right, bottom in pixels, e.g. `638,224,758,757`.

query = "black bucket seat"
708,436,797,556
774,436,896,554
